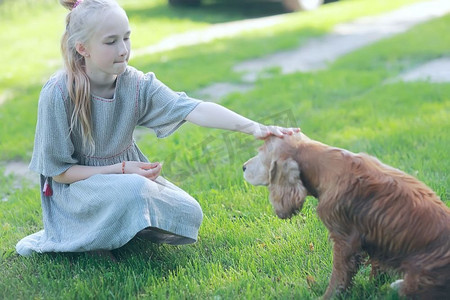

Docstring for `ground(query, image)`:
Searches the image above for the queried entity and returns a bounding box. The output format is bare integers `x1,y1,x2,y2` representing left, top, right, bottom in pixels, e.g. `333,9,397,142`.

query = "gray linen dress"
16,66,203,257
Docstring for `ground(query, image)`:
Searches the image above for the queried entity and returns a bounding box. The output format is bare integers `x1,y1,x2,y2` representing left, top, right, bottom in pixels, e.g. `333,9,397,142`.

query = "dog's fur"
243,133,450,299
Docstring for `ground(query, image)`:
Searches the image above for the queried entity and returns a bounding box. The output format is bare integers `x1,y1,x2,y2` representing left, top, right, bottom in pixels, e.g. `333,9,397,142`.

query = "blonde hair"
60,0,120,155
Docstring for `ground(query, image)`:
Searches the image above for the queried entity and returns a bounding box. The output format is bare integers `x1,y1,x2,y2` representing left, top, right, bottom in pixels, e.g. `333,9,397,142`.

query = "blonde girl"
16,0,297,256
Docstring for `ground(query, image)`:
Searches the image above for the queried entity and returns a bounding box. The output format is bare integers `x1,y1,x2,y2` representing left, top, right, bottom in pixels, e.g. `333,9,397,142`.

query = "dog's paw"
390,279,404,290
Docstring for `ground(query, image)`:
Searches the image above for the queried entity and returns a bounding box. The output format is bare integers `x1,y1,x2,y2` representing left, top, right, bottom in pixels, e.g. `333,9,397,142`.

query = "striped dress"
16,66,203,256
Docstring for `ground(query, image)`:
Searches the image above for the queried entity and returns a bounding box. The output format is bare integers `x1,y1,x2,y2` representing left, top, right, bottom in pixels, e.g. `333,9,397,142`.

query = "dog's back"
315,147,450,298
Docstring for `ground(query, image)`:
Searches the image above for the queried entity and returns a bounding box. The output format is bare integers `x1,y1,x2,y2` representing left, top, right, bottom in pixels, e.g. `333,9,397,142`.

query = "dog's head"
243,133,309,219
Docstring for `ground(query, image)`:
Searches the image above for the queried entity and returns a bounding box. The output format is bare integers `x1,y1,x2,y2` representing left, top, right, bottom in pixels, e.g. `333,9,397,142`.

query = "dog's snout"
242,165,247,172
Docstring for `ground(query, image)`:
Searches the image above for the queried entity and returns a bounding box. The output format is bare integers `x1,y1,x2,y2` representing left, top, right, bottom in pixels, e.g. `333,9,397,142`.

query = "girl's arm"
185,102,299,139
54,103,296,184
53,161,162,184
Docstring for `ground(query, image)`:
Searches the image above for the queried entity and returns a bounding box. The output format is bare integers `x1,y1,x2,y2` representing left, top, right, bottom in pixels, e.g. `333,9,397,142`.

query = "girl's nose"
119,41,129,57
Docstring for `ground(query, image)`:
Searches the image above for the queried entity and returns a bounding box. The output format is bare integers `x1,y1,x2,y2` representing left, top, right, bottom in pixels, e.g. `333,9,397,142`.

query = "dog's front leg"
323,236,362,300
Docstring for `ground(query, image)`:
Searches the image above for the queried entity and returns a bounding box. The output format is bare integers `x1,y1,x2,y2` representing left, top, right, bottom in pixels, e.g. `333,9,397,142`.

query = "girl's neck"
88,73,117,99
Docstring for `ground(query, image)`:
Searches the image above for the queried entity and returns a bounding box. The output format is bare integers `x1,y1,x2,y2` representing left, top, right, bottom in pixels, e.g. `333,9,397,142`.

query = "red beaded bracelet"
121,161,126,174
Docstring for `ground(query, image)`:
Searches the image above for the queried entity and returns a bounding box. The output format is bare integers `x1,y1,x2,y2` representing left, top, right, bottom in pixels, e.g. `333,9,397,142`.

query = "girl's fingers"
270,127,284,137
142,163,162,180
140,162,161,170
268,126,287,137
257,126,301,139
122,161,162,180
280,127,300,135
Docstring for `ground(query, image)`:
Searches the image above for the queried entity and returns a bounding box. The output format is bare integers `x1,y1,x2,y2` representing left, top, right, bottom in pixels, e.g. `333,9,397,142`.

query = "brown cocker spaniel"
243,133,450,299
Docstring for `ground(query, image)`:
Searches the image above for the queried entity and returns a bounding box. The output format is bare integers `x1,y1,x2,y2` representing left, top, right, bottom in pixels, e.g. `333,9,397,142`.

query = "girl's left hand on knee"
123,161,162,181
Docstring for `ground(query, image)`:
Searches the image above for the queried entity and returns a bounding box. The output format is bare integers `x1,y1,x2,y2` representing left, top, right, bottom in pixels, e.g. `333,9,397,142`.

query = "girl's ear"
75,42,89,57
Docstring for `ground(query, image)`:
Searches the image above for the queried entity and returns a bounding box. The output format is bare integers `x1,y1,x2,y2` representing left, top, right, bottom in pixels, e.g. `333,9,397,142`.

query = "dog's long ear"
268,157,308,219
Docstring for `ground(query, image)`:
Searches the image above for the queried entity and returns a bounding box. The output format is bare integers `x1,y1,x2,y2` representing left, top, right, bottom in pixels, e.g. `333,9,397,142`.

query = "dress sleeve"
29,76,78,177
137,72,202,138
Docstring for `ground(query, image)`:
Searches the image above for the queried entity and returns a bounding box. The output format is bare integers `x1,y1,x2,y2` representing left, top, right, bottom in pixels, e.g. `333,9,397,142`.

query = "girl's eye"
105,40,116,45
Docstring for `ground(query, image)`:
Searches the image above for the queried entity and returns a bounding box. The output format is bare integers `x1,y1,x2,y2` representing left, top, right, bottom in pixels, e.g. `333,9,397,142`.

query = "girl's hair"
60,0,120,155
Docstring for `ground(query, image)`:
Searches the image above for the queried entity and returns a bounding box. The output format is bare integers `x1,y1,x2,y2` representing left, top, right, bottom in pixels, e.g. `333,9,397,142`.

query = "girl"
16,0,298,256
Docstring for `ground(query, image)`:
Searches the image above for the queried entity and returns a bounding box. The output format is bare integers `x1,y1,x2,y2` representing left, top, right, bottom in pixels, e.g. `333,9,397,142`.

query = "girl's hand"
122,161,162,181
253,125,300,140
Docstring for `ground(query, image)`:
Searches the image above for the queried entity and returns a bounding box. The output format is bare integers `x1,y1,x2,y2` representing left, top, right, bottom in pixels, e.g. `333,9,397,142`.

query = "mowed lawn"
0,0,448,299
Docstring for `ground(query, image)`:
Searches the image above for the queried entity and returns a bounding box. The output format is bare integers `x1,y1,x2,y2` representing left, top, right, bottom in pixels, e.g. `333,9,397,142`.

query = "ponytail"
59,0,119,155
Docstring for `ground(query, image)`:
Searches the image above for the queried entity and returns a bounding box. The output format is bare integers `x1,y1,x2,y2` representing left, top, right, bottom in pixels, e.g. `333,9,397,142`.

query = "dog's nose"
242,165,246,172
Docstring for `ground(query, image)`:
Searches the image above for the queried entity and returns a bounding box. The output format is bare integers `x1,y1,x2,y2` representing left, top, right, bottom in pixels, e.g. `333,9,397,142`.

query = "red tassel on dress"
43,177,53,197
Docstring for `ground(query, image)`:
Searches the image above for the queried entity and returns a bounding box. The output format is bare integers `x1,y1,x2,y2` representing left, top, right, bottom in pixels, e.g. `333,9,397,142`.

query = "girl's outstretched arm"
185,102,299,139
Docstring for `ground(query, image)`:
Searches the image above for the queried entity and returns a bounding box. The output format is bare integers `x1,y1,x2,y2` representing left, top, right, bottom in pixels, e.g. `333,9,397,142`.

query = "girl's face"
82,6,131,79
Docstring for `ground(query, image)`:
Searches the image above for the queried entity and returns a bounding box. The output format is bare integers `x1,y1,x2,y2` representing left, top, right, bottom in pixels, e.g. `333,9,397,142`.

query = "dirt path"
2,0,449,192
235,0,450,79
196,0,450,100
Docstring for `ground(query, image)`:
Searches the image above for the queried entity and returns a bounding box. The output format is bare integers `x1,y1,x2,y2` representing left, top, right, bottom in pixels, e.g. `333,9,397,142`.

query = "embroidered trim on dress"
79,142,134,160
92,95,115,102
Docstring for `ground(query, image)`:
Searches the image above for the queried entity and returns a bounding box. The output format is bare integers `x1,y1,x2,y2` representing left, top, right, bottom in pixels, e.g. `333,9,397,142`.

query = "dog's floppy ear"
269,157,308,219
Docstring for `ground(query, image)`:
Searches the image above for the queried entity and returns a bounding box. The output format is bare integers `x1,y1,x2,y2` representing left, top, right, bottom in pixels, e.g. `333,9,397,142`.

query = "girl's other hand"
123,161,162,181
254,125,300,140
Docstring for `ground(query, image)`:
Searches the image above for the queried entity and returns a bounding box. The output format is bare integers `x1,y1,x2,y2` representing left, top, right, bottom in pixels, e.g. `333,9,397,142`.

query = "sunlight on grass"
0,0,448,299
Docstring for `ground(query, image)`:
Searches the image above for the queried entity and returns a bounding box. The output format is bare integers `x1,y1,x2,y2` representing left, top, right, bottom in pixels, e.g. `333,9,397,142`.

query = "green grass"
1,0,449,299
0,0,423,159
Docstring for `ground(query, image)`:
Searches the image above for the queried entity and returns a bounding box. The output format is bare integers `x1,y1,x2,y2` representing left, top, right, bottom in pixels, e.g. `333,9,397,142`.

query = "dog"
243,132,450,299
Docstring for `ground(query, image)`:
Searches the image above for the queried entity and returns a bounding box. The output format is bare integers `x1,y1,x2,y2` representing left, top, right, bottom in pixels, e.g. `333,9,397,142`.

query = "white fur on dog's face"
243,139,277,186
243,153,270,186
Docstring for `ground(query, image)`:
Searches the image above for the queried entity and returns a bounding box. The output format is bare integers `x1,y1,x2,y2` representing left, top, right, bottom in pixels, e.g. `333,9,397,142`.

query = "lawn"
0,0,448,299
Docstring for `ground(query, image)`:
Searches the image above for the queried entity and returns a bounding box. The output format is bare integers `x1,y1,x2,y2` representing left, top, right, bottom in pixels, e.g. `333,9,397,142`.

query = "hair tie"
73,0,83,9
